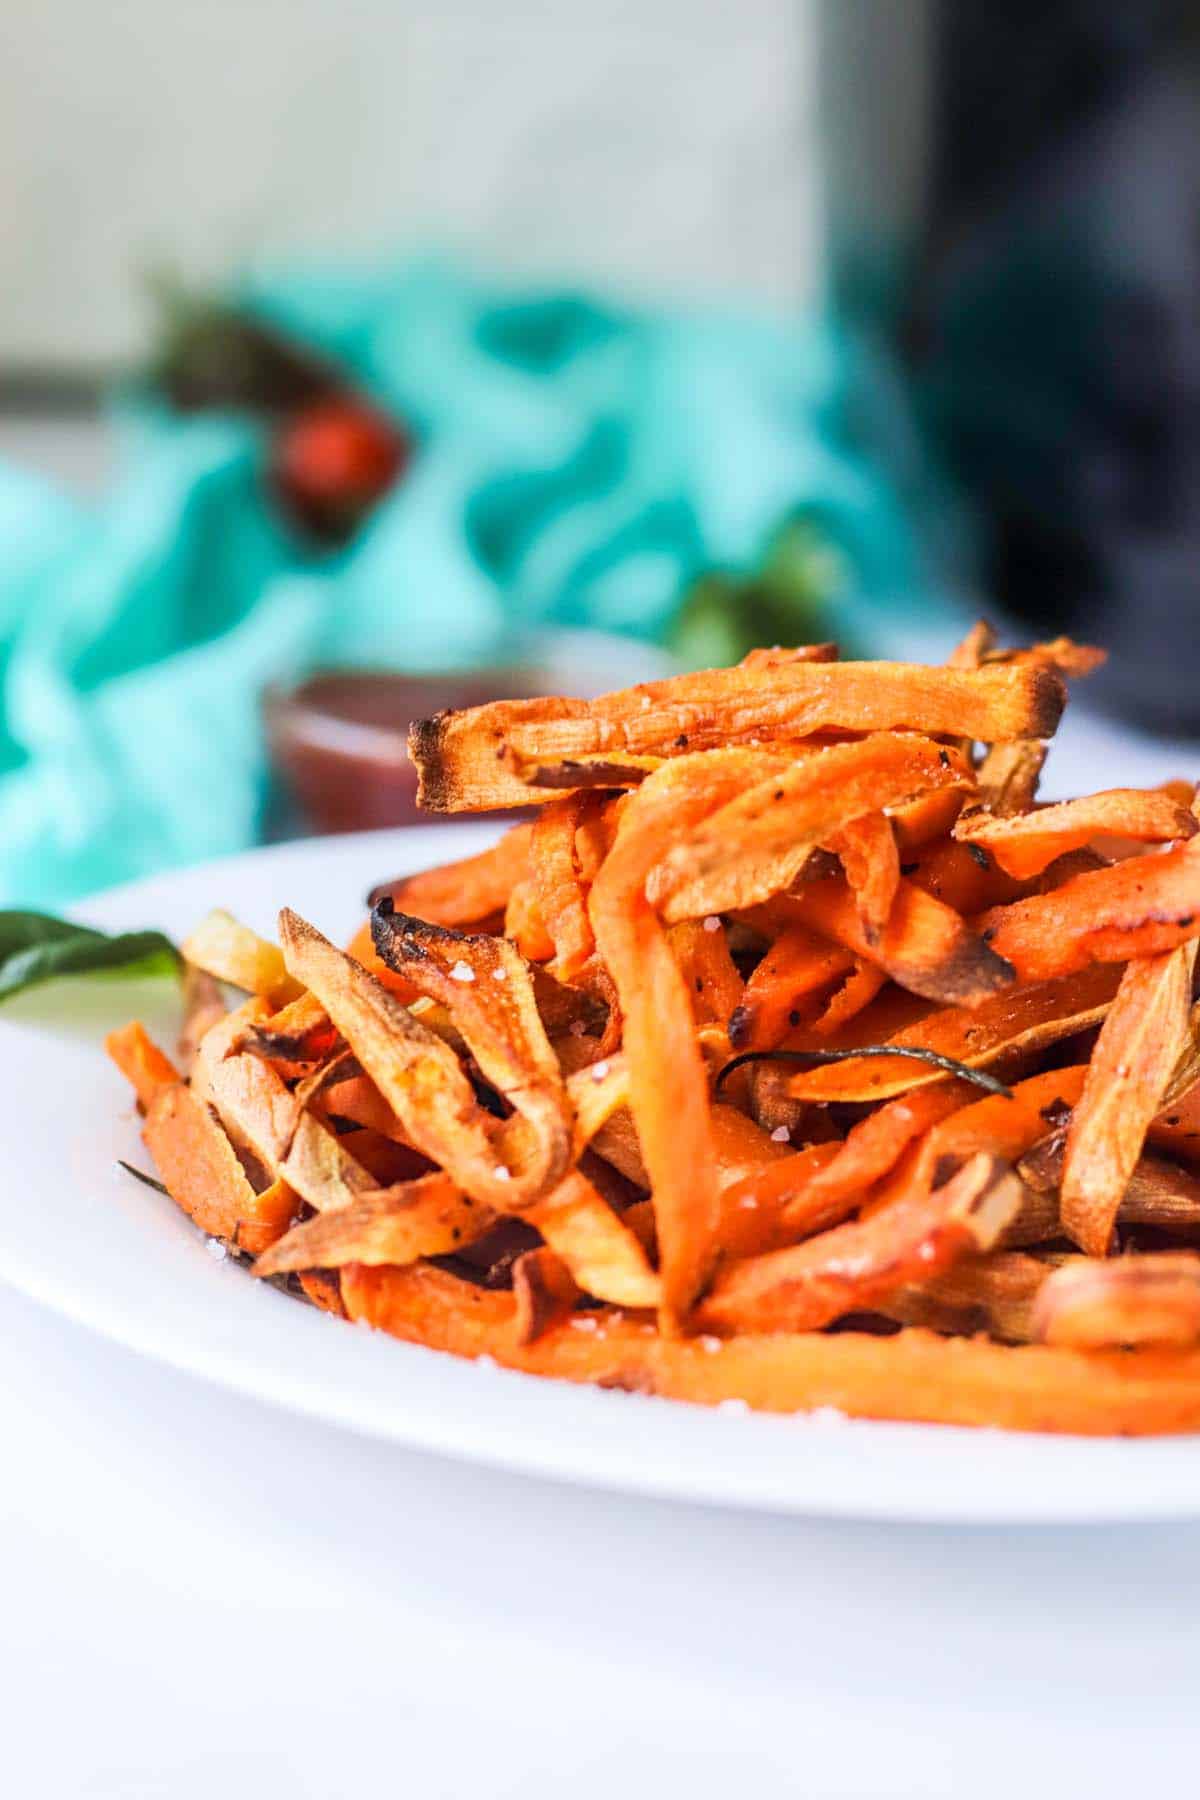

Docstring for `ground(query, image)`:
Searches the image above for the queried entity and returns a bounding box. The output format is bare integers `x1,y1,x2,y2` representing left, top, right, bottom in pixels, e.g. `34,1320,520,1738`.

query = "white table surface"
5,414,1200,1796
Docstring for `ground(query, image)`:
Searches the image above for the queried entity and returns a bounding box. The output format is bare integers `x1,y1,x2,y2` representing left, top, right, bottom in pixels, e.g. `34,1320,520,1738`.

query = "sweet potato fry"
180,910,303,1005
346,917,420,1000
1033,1254,1200,1349
787,870,1015,1007
277,912,522,1210
105,1022,181,1112
503,876,556,963
956,789,1196,880
1004,1148,1200,1247
177,965,227,1074
721,1082,975,1241
945,618,997,668
1059,939,1197,1255
783,965,1121,1104
696,1151,1022,1336
885,1251,1056,1343
341,1259,1200,1435
410,661,1064,811
142,1082,295,1249
810,958,888,1037
889,785,968,851
977,841,1200,983
649,735,972,922
828,811,900,943
252,1172,490,1278
974,740,1046,817
589,759,756,1324
530,1170,659,1308
512,1247,582,1344
903,837,1026,914
904,1065,1090,1192
530,795,601,982
366,822,532,924
209,1051,384,1215
728,925,853,1053
370,906,573,1204
294,1269,346,1315
666,918,744,1035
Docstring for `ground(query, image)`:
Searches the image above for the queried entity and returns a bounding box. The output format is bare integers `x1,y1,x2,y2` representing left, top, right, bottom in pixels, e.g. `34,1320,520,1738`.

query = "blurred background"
1,0,1197,904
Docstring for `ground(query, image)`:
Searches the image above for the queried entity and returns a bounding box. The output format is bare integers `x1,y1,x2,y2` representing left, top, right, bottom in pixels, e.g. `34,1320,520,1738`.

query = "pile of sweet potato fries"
108,630,1200,1433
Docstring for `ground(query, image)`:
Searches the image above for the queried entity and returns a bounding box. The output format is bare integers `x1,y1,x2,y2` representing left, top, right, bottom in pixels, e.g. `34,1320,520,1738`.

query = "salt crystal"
640,695,652,709
770,1125,790,1144
571,1315,599,1333
493,1165,511,1183
700,1335,722,1354
718,1398,750,1415
568,1019,588,1038
591,1059,611,1082
492,965,508,982
739,1196,758,1209
702,915,721,934
476,1353,497,1369
450,960,475,983
917,1241,936,1264
205,1237,228,1261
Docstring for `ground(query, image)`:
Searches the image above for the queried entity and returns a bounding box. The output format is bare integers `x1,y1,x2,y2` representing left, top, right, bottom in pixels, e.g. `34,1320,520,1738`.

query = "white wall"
0,0,832,365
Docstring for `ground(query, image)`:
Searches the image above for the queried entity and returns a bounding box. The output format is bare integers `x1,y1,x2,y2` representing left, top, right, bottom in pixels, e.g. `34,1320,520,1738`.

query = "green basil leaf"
0,911,179,1002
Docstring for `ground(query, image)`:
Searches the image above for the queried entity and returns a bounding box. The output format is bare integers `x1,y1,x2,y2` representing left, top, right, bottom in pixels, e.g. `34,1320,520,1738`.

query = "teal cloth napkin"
0,259,969,907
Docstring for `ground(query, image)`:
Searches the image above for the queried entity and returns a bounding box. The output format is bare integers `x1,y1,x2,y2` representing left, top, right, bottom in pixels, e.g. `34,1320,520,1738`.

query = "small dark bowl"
264,667,542,835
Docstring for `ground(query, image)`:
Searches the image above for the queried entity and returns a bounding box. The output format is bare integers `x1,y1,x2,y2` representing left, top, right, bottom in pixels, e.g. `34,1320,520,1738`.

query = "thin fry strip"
1059,940,1198,1255
810,958,887,1037
977,841,1200,983
512,1248,582,1344
142,1083,295,1250
105,1022,181,1111
784,965,1121,1104
589,757,757,1324
342,1261,1200,1435
650,735,972,922
177,965,227,1075
179,910,303,1005
1033,1254,1200,1349
828,811,900,944
668,917,745,1033
252,1173,491,1277
885,1251,1058,1344
696,1152,1022,1336
787,872,1015,1006
975,740,1046,817
410,660,1064,811
956,789,1196,880
366,822,532,922
208,1052,382,1214
529,1170,660,1308
728,925,853,1053
276,911,520,1210
369,906,573,1205
530,795,600,982
1003,1153,1200,1247
721,1082,974,1241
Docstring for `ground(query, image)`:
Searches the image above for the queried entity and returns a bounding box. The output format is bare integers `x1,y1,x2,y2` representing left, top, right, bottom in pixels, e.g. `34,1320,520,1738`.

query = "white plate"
4,826,1200,1524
